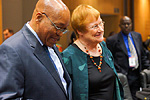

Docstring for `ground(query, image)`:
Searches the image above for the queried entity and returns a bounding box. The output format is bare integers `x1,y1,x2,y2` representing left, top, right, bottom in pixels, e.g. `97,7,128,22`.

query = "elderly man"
106,16,150,100
0,0,72,100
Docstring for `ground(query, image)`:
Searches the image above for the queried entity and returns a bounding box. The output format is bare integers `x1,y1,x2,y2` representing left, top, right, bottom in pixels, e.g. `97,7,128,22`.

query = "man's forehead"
121,18,131,23
123,17,130,20
3,30,9,33
122,20,131,23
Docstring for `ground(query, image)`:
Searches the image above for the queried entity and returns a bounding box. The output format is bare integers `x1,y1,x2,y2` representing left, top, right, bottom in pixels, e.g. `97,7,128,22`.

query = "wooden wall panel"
134,0,150,41
102,15,120,37
22,0,38,24
2,0,23,34
64,0,123,15
88,0,114,14
0,0,2,44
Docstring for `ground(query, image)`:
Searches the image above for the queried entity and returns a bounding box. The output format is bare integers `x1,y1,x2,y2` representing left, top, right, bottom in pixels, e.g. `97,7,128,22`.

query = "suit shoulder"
131,31,141,35
106,34,118,42
131,31,142,39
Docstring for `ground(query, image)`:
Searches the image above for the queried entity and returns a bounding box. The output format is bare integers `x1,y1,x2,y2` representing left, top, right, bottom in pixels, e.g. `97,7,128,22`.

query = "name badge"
129,57,136,67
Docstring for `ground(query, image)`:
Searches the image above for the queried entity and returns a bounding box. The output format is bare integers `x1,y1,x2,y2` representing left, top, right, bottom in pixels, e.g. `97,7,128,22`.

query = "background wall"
2,0,23,34
134,0,150,41
0,0,2,44
1,0,38,44
22,0,38,24
1,0,150,49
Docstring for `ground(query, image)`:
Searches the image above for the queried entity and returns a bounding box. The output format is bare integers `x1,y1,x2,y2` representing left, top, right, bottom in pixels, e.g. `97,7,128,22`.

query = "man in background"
3,28,14,40
0,0,72,99
106,16,150,100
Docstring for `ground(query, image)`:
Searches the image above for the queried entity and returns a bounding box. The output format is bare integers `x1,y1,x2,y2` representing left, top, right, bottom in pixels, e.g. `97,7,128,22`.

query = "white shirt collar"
26,22,43,46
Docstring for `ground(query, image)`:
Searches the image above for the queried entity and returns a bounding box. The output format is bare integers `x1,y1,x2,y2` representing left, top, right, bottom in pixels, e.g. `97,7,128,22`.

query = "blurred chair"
118,73,133,100
135,69,150,100
136,88,150,100
140,69,150,88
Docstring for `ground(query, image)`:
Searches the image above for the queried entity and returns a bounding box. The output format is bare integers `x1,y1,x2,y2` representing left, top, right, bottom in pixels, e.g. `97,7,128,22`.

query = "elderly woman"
61,4,123,100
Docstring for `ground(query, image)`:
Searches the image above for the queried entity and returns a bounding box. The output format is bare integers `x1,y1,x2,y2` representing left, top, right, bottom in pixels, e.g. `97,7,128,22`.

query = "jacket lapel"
118,32,128,56
131,32,140,55
22,25,67,96
53,45,72,96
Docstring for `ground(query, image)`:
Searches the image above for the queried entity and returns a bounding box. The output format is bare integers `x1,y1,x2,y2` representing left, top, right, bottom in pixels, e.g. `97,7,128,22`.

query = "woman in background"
61,4,123,100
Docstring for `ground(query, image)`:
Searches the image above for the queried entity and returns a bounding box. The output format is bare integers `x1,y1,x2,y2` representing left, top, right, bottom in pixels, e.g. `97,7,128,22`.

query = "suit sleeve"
0,44,24,100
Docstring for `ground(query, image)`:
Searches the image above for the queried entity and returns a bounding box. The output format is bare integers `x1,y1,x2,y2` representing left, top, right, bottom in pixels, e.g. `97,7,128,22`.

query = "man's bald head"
120,16,132,24
119,16,132,35
30,0,70,24
35,0,69,15
29,0,70,47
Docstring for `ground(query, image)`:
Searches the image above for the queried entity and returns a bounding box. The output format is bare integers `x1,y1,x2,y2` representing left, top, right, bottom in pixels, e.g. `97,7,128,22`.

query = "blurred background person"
68,31,77,46
143,35,150,61
56,43,63,53
3,28,14,40
108,31,116,37
145,35,150,51
106,16,150,100
61,4,123,100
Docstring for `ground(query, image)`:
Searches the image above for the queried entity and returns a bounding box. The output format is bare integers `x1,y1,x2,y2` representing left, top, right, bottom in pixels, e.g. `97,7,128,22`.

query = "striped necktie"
128,35,139,69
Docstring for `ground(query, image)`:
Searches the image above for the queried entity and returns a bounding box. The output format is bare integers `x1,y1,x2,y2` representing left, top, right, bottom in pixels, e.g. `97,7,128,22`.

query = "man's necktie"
128,35,139,69
43,45,67,93
44,46,58,71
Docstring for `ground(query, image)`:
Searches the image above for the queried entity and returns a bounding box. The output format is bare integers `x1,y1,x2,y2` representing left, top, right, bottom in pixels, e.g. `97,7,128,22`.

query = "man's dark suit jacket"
106,31,149,75
0,25,72,100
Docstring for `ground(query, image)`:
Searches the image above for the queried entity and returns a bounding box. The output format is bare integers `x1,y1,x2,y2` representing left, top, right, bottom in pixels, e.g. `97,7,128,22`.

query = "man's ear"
36,12,43,22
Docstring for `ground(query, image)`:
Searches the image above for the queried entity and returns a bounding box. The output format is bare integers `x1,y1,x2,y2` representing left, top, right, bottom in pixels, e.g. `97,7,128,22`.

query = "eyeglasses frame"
42,13,68,34
89,21,105,29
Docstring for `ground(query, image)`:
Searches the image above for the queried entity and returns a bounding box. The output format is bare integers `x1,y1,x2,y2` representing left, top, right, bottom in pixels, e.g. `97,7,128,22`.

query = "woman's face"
79,16,104,44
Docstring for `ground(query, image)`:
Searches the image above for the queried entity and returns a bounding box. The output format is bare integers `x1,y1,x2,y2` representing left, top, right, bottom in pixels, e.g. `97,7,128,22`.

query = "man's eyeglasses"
42,13,68,34
89,21,105,29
